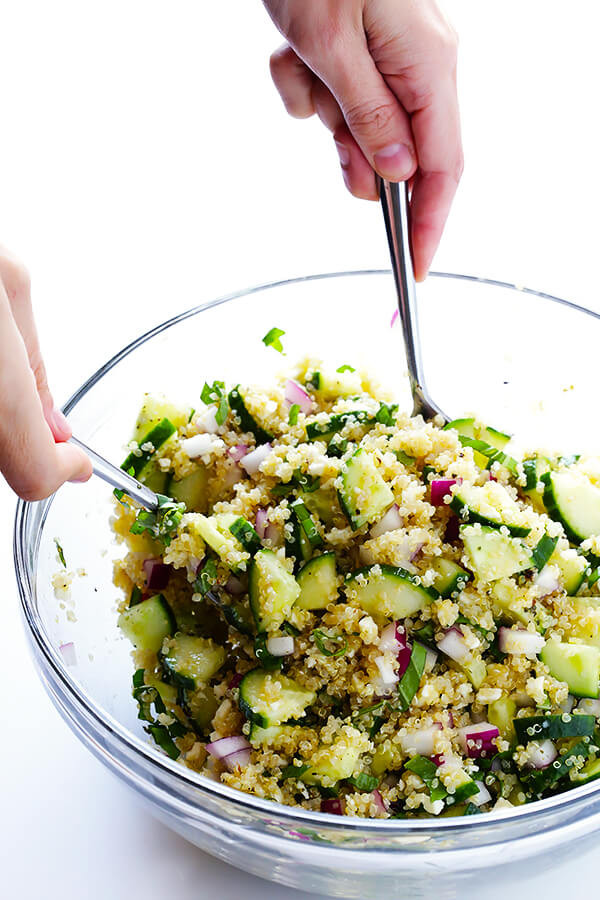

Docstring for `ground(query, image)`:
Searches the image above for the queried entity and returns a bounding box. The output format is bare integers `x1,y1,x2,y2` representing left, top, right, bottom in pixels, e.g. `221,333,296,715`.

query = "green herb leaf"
458,435,518,475
347,773,379,792
262,327,285,353
288,403,300,426
129,494,184,546
336,364,355,373
394,450,416,467
405,755,447,803
201,380,226,405
229,516,262,554
530,534,559,572
313,628,347,658
216,395,229,426
188,408,196,423
281,763,310,779
397,642,426,711
54,538,67,568
129,585,144,607
194,558,218,596
375,402,398,427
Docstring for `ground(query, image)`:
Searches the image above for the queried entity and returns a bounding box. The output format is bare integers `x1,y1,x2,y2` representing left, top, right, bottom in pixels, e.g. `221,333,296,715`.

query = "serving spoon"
378,177,449,423
69,435,159,510
67,179,443,510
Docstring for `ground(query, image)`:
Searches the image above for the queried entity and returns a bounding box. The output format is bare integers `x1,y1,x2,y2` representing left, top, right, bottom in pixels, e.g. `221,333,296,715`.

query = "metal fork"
70,435,159,509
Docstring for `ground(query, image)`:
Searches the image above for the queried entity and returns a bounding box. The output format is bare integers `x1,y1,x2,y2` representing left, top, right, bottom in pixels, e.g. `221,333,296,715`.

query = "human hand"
264,0,462,281
0,247,91,500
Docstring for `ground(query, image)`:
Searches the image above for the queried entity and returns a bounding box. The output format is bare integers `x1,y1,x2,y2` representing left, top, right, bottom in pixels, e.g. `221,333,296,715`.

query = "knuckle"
344,100,397,137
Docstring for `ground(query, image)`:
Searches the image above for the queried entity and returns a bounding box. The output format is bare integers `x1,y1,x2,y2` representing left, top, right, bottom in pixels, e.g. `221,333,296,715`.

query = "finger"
384,57,462,280
0,288,91,500
269,44,316,119
310,81,377,201
303,36,417,183
0,247,71,441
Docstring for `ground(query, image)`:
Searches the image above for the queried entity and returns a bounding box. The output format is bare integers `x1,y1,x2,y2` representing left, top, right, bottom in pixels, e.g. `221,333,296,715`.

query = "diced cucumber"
167,467,208,512
450,481,530,537
306,410,371,443
144,673,179,709
238,669,315,727
345,565,436,619
429,558,470,598
161,634,226,690
310,368,363,399
338,448,394,530
183,684,219,733
190,512,250,570
228,386,273,443
569,598,600,648
458,656,488,689
132,395,188,442
542,470,600,543
540,640,600,698
551,548,587,595
444,418,511,469
118,594,175,653
488,696,517,739
571,757,600,785
449,771,480,805
206,589,255,636
285,514,313,570
461,525,531,583
248,723,295,745
229,516,262,554
121,417,176,480
290,499,323,550
302,731,364,785
300,486,340,527
295,553,339,610
249,549,300,632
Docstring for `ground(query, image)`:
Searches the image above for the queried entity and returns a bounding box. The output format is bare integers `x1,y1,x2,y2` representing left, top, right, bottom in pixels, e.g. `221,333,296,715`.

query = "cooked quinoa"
111,358,600,819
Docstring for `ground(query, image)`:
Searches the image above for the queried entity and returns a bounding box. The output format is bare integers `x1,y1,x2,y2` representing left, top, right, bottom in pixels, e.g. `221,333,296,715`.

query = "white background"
2,1,600,897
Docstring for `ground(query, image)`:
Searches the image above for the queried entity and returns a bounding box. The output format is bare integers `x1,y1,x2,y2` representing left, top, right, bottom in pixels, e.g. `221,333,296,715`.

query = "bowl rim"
14,268,600,833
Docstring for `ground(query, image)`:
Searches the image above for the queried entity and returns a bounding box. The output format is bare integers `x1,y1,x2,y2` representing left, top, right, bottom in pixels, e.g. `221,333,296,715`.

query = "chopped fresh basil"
281,763,310,780
531,534,559,572
375,402,398,427
194,558,218,596
313,628,348,658
347,773,379,792
229,516,262,554
405,755,447,803
54,538,67,568
129,494,184,546
397,642,426,711
131,669,184,760
262,327,285,353
336,364,355,373
188,408,195,423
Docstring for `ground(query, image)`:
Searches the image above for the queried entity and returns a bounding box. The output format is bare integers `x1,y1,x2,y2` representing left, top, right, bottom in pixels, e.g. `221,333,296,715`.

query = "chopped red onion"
370,504,402,539
409,541,425,562
379,622,400,653
395,625,412,678
206,735,251,759
430,753,445,768
225,574,247,595
284,379,314,415
498,627,545,658
222,461,243,489
430,479,457,506
223,748,252,771
266,635,295,656
228,444,249,463
400,723,443,757
321,797,345,815
458,722,499,758
378,622,412,678
469,781,492,807
577,698,600,716
59,642,77,667
437,626,470,662
240,443,272,475
143,558,171,591
255,508,268,539
371,789,387,813
264,522,283,547
228,672,244,690
533,565,561,597
525,739,557,769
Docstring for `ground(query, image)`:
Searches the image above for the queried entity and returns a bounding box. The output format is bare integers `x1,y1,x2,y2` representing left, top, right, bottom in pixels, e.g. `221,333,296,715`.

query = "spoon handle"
70,436,159,510
378,177,447,422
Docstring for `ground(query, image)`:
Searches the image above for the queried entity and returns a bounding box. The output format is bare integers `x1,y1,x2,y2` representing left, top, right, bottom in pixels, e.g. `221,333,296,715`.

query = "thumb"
315,40,417,182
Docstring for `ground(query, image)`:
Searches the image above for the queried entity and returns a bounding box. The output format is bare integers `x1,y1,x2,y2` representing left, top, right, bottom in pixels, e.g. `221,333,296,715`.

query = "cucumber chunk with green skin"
540,640,600,698
249,548,300,632
121,417,176,479
488,696,517,739
530,534,559,572
228,386,273,443
167,467,208,512
191,512,250,570
310,368,363,400
571,757,600,785
248,723,295,745
429,558,470,598
290,498,323,549
132,396,188,442
302,731,364,785
118,594,175,653
295,553,339,610
229,516,262,554
551,548,587,595
161,634,226,690
285,515,313,571
450,482,531,537
338,448,394,530
345,565,437,619
513,713,595,744
461,525,531,583
238,669,316,727
300,486,340,527
182,684,219,733
444,418,511,470
306,410,372,443
542,470,600,543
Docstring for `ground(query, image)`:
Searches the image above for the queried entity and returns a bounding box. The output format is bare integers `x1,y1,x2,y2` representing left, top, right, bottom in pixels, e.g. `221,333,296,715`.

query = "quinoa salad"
111,352,600,819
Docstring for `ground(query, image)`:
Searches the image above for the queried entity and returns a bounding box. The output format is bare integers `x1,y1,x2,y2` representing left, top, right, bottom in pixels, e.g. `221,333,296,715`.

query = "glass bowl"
14,271,600,899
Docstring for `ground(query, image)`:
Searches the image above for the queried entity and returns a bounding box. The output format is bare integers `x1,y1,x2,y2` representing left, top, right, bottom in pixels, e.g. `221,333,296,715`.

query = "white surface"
2,1,600,896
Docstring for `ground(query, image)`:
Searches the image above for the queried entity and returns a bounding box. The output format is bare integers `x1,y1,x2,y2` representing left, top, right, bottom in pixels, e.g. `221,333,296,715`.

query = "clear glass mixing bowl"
14,271,600,898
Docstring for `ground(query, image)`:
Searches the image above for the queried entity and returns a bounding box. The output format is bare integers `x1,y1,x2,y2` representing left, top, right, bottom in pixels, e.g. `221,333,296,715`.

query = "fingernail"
374,143,413,180
335,140,351,168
